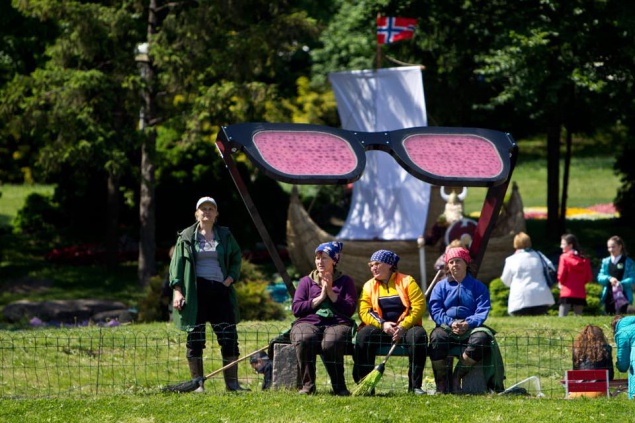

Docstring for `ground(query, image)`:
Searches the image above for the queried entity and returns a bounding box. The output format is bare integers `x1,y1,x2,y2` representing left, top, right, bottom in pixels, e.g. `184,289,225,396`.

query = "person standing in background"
169,196,247,393
501,232,555,316
557,234,593,317
597,236,635,315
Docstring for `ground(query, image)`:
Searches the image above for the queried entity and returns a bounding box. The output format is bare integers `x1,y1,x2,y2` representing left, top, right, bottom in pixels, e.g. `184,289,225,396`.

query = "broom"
351,342,399,396
163,345,268,393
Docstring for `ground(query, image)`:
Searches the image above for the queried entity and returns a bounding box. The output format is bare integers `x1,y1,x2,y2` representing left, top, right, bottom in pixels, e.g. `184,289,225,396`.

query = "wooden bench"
271,338,490,394
270,340,414,391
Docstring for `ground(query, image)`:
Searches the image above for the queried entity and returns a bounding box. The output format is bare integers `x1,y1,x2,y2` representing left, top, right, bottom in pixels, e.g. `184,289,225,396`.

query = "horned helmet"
440,186,467,225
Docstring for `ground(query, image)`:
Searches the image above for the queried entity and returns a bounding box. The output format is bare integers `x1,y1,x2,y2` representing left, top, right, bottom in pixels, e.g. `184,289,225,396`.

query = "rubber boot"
187,357,205,393
452,355,477,394
324,359,349,396
431,359,451,394
223,356,251,392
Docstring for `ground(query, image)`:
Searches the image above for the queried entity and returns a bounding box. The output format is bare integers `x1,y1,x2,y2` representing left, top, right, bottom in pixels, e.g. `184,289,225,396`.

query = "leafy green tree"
2,1,323,285
476,0,635,238
310,0,516,129
0,1,57,183
145,0,325,256
2,0,144,266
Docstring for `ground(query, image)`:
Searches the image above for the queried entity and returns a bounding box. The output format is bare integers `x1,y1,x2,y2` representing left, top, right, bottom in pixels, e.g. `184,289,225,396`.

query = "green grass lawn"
0,151,631,422
462,155,620,213
0,391,629,423
0,317,630,422
0,184,53,227
0,153,621,224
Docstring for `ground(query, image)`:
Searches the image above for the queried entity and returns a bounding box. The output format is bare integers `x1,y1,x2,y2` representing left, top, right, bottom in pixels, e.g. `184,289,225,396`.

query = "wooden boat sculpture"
215,122,520,297
287,182,526,291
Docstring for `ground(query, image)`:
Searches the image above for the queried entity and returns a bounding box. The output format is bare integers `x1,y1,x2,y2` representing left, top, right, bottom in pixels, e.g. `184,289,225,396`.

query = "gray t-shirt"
195,233,224,282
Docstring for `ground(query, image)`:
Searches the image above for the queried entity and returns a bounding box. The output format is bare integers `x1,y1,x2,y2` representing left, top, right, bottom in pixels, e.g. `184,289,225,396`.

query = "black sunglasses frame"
216,122,518,297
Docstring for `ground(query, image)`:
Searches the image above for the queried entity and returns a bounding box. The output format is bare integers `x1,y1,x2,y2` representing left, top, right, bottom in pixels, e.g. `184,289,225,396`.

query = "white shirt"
501,249,555,314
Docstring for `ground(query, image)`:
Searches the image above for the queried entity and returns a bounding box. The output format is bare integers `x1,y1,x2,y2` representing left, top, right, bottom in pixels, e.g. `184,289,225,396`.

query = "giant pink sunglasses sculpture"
216,123,518,297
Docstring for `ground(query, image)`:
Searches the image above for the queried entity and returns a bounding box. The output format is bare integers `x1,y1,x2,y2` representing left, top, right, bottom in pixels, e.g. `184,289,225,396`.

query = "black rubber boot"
431,359,451,394
187,357,205,393
223,356,251,392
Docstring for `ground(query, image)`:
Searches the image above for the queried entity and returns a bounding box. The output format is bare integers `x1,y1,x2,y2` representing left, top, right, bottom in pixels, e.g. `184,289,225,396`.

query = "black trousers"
428,326,489,362
353,324,428,390
186,278,238,358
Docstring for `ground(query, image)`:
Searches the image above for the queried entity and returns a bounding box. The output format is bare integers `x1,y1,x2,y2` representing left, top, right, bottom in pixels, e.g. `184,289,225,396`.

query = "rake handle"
203,345,269,380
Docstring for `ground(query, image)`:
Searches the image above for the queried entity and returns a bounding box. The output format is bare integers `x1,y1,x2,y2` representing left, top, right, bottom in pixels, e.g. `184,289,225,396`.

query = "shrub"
137,272,171,323
584,282,603,315
489,278,604,317
488,278,509,317
13,193,64,242
236,260,287,321
137,260,287,323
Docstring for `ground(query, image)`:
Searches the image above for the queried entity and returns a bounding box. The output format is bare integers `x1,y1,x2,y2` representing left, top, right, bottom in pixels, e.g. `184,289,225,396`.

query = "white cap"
196,196,217,210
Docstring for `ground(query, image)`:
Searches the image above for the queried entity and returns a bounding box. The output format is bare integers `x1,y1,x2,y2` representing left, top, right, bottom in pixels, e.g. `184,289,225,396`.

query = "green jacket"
441,324,506,393
169,222,242,331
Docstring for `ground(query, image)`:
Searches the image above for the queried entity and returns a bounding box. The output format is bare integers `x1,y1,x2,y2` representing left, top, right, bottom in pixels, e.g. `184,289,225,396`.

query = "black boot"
431,359,451,394
324,359,349,396
187,357,205,393
223,356,251,392
451,364,466,394
452,356,477,394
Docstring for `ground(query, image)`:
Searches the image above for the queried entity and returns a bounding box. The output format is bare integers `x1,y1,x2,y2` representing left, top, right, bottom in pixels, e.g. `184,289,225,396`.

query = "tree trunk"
545,121,562,242
138,0,158,286
560,127,573,231
105,171,120,269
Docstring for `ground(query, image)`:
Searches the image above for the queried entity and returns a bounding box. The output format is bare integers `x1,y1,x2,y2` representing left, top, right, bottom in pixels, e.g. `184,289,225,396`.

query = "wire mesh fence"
0,323,624,399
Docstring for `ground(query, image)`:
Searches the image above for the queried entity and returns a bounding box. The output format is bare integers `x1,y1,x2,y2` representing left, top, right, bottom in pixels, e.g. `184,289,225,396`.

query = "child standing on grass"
597,236,635,315
557,234,593,316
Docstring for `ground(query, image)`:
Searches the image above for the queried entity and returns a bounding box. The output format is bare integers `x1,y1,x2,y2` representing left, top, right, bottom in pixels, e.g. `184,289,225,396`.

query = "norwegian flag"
377,16,417,45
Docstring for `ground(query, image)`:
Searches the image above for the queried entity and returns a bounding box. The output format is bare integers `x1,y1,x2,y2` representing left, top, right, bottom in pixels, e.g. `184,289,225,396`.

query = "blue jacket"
429,273,490,329
615,316,635,399
597,256,635,305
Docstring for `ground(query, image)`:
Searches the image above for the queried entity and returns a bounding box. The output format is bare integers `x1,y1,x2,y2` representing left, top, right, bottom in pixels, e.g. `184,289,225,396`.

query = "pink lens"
403,134,503,179
253,130,359,176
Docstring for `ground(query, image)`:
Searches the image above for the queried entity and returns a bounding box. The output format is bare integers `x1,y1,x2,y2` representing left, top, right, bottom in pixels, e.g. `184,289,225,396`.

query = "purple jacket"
292,270,357,326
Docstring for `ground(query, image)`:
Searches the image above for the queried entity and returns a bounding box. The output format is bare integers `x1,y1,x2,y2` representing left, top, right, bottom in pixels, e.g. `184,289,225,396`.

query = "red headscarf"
445,247,472,264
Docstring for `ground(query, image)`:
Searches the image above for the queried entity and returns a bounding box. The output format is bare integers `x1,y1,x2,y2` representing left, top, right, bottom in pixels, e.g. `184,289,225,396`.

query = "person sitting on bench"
353,249,428,395
290,241,357,396
428,247,499,394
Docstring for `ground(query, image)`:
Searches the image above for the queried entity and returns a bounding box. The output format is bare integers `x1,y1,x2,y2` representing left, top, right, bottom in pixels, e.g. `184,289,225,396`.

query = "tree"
475,0,635,239
2,0,144,265
138,0,323,282
0,1,57,183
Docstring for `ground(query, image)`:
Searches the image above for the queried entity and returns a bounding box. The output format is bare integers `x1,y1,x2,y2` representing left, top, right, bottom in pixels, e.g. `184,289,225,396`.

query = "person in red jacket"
557,234,593,316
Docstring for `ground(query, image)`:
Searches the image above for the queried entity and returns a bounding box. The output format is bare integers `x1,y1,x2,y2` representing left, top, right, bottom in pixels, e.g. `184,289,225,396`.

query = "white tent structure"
329,66,431,241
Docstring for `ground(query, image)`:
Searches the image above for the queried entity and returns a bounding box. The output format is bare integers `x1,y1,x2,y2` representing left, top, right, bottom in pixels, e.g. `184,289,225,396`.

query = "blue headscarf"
315,241,343,264
370,249,400,267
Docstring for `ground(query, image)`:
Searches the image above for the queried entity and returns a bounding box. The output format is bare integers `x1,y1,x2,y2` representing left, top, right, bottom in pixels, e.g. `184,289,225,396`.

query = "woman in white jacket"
501,232,555,316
